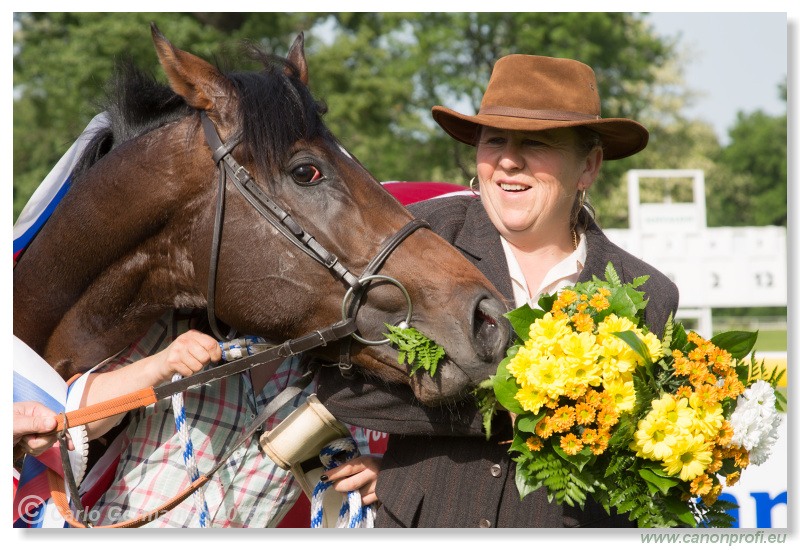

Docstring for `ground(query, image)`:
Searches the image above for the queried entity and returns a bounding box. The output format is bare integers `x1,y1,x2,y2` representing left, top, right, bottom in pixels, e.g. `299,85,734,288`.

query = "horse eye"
291,164,322,184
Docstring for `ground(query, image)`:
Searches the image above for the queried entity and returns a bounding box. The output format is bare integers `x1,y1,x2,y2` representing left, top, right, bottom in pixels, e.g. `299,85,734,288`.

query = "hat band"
479,105,601,122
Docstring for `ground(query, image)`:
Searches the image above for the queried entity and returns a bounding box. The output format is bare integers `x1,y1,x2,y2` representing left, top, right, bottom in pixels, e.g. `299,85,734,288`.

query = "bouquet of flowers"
480,263,786,528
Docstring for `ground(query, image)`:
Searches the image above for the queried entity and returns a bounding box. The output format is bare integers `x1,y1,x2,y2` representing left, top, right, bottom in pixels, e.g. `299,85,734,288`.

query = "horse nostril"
473,297,509,361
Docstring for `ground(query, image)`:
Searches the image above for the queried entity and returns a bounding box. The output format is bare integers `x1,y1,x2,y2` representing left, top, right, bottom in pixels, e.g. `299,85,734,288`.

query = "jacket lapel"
452,199,514,304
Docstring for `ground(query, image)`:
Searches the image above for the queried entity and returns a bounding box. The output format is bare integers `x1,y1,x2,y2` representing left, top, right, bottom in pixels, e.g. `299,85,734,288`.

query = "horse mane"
72,43,332,181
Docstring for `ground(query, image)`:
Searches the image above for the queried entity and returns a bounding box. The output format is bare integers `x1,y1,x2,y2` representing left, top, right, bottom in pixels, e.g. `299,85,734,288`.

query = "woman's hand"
152,329,221,383
13,401,71,459
323,455,382,506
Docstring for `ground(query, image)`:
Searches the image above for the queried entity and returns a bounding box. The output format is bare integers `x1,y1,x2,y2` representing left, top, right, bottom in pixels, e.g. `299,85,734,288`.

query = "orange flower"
584,389,603,408
716,421,734,447
690,474,714,496
687,332,706,346
596,406,619,428
726,471,741,487
674,356,693,376
575,402,597,426
722,375,745,399
589,293,610,311
552,406,576,432
694,384,722,407
702,483,723,506
733,448,750,469
581,428,599,445
535,416,554,439
591,430,611,455
551,289,578,313
675,385,693,400
560,433,584,455
571,312,595,333
707,448,723,474
526,435,544,452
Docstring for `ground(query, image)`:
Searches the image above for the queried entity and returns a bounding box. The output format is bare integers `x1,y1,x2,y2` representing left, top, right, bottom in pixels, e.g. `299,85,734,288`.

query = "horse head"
12,24,511,406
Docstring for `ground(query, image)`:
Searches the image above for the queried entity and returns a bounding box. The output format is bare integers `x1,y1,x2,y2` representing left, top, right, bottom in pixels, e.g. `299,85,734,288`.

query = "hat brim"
432,106,649,160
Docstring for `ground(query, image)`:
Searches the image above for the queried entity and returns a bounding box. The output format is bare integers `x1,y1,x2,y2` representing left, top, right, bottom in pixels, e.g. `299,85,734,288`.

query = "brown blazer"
317,195,680,527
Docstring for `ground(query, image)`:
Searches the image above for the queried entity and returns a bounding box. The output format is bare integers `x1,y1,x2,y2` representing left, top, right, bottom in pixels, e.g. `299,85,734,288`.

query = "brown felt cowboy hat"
432,54,649,160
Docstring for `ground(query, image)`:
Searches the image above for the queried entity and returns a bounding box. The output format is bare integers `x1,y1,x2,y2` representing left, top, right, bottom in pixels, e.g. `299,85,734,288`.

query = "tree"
12,12,325,218
708,93,787,227
14,12,677,222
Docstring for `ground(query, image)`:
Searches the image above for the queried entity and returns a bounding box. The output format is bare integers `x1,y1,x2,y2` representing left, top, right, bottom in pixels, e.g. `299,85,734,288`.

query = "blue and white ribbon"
310,437,375,528
13,112,110,259
171,374,210,528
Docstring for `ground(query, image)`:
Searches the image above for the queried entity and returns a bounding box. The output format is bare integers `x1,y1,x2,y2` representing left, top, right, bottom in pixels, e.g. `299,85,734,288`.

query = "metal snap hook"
341,274,413,346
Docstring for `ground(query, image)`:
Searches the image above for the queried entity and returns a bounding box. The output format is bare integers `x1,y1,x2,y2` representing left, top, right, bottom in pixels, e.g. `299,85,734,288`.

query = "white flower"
728,380,782,464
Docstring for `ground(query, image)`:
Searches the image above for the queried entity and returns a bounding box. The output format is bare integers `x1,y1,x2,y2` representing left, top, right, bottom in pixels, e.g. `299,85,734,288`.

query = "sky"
646,11,787,145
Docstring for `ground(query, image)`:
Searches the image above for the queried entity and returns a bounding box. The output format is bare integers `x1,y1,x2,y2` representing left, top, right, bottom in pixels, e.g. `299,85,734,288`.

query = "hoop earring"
469,177,479,196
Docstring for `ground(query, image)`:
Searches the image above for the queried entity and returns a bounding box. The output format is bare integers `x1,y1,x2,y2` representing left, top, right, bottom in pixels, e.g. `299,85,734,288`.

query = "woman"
318,54,679,527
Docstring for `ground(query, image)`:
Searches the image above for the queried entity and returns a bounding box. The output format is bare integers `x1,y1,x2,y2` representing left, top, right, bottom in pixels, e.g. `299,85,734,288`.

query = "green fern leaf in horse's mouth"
383,324,445,378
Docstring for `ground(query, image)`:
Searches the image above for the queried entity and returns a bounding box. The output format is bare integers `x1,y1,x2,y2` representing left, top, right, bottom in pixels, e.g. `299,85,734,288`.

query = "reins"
48,110,430,527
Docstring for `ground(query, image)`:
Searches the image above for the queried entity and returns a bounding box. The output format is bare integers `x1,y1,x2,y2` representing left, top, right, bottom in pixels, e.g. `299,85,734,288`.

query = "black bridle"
53,113,431,527
200,112,428,369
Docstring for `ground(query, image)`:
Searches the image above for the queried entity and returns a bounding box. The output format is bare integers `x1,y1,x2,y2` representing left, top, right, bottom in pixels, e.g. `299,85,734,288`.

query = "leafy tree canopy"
13,12,785,232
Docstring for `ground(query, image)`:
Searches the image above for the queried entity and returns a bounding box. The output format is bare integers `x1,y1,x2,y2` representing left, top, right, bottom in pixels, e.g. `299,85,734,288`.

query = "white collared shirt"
501,231,587,309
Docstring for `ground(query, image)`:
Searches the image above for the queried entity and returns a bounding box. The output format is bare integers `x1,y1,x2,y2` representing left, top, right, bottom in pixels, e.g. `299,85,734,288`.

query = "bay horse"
13,24,510,406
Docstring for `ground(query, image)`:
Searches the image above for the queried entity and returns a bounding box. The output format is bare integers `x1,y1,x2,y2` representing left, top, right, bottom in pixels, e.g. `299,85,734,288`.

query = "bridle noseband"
48,112,433,528
200,112,428,369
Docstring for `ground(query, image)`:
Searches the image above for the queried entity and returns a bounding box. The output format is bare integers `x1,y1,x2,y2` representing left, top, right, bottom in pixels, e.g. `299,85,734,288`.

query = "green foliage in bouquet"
384,323,446,377
482,263,786,528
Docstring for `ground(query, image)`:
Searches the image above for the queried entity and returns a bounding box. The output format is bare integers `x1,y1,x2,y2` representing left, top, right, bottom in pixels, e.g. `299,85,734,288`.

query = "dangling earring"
578,188,586,211
469,177,479,196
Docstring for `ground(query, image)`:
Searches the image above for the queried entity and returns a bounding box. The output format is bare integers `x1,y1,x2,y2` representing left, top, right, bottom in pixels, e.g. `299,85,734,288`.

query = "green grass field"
754,329,787,352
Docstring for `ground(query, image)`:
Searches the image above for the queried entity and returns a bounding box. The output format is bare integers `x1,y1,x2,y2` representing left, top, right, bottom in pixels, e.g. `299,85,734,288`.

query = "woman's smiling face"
476,126,596,242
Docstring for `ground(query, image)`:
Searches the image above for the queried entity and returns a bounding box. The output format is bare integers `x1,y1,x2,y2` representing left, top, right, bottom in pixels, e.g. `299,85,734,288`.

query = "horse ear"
286,33,309,85
150,23,236,113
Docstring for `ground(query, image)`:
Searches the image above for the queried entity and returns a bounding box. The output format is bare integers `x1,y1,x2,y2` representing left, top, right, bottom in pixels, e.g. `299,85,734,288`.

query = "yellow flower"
632,415,678,460
688,393,724,438
651,394,694,431
662,435,713,481
604,378,636,412
528,313,571,348
535,356,570,401
515,385,548,415
641,332,663,362
597,314,637,340
560,433,584,455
